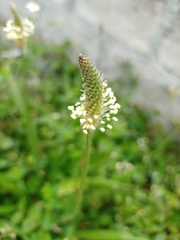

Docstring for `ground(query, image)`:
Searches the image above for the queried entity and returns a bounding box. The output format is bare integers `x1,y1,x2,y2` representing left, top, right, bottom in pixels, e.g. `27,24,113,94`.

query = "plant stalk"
75,130,92,219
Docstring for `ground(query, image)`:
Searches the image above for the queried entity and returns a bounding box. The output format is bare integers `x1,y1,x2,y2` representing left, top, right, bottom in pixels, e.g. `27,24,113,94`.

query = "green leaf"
76,229,149,240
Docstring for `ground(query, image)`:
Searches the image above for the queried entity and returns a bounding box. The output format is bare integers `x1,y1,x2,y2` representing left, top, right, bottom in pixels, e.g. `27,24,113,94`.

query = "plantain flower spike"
68,54,120,134
3,2,34,50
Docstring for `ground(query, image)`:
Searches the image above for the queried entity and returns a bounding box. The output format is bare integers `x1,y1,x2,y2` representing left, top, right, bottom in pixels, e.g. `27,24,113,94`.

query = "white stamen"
80,118,86,124
90,125,96,130
100,127,105,132
107,124,112,129
115,103,121,108
113,117,118,121
71,114,76,119
68,106,74,110
88,118,93,123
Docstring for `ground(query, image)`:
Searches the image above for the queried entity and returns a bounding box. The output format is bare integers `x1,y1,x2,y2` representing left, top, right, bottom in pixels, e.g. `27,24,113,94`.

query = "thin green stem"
6,56,39,158
75,130,92,219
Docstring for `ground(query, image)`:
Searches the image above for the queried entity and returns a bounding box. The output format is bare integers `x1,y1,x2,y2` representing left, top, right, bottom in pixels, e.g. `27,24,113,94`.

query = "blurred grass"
0,39,180,240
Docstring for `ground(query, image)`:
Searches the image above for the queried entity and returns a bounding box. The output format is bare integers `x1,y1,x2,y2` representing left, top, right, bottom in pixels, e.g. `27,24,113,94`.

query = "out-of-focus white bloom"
25,1,41,13
3,3,34,49
68,54,120,134
115,161,134,172
137,137,148,151
3,19,34,40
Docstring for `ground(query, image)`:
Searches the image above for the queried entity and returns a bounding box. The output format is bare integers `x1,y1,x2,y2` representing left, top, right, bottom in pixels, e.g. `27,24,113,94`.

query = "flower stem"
75,130,92,219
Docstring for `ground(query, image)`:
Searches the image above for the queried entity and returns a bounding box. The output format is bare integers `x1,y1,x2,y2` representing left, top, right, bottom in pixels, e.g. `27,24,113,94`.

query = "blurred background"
0,1,180,240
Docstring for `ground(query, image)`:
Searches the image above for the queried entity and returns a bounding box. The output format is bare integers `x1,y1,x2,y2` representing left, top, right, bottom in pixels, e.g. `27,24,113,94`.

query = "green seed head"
10,2,23,30
68,54,120,134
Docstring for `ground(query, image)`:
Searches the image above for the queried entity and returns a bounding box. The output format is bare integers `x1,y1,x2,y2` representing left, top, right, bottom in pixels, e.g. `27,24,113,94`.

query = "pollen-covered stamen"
68,54,120,133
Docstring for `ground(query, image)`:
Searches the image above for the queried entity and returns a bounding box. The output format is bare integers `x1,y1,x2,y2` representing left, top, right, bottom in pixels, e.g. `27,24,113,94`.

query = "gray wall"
1,0,180,127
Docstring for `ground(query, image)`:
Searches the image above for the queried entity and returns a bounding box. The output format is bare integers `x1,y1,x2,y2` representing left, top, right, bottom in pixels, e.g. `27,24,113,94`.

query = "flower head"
3,3,34,50
25,1,41,13
68,54,120,134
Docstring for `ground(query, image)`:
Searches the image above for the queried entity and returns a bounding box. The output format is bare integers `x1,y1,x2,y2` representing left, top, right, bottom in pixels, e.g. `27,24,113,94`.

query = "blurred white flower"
25,1,41,13
137,137,148,151
3,3,34,50
115,161,134,172
3,19,34,40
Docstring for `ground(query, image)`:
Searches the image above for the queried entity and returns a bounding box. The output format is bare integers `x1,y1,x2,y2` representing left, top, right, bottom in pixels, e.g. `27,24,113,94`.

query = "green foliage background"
0,40,180,240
